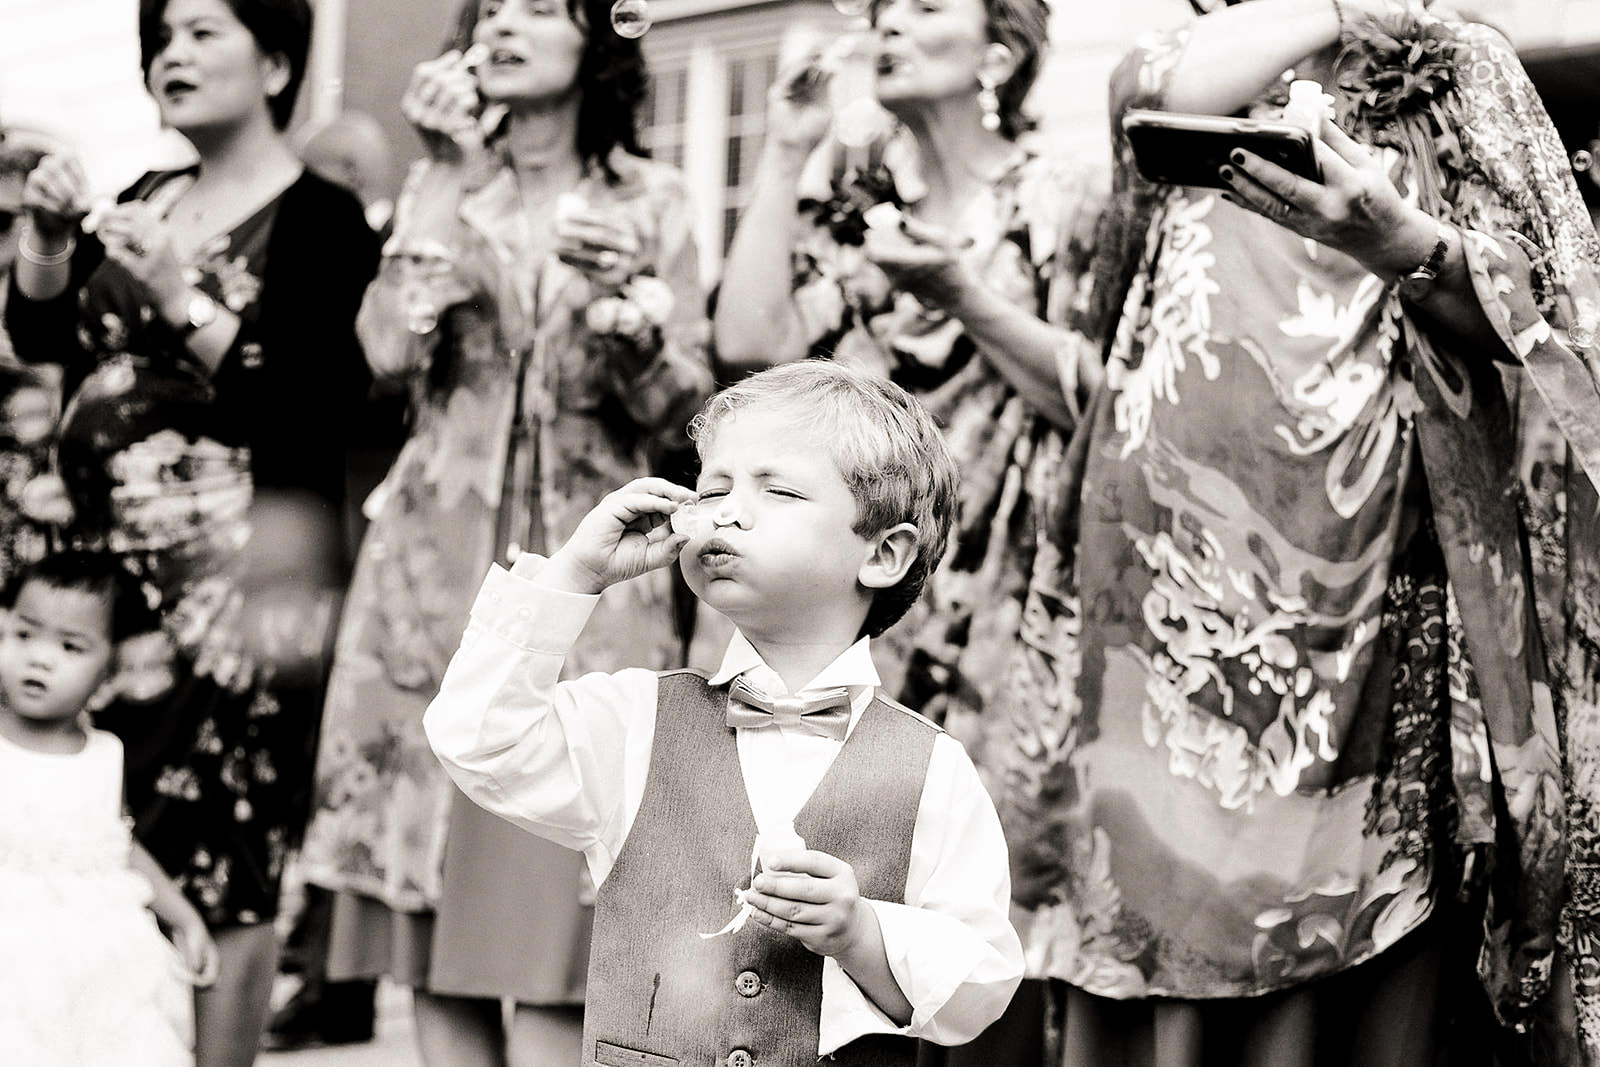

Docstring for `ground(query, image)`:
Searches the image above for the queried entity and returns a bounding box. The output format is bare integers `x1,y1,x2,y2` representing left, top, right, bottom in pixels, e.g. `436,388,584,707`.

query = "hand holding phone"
1123,109,1321,189
1212,112,1443,288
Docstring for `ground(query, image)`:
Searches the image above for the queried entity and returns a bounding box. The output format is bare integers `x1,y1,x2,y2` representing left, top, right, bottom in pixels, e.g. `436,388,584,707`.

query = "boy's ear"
858,523,919,590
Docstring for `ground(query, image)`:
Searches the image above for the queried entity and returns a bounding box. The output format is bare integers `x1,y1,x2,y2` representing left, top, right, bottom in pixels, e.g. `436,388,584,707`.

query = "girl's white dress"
0,727,193,1065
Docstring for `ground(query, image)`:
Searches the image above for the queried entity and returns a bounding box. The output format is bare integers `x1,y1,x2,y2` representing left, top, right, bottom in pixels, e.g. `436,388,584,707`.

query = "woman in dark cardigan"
4,0,377,1063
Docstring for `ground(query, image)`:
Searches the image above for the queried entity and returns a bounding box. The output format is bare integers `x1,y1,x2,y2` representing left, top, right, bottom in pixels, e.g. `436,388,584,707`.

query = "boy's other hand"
745,849,871,959
542,477,696,595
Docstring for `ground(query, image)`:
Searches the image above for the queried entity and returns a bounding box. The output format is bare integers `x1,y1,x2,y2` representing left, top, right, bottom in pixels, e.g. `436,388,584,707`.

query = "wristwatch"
1397,223,1451,303
181,292,219,336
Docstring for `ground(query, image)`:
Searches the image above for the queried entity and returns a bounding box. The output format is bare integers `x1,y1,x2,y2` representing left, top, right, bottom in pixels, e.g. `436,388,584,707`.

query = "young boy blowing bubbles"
425,361,1022,1066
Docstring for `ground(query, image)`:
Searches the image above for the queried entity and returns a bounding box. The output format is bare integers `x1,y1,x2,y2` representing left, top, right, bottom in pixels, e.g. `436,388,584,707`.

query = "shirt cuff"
817,898,1011,1054
819,954,910,1056
818,897,1019,1052
470,556,599,653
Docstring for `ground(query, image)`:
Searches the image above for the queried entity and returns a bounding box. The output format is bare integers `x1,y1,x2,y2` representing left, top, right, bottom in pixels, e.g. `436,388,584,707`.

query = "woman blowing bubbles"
715,0,1109,834
295,0,711,1064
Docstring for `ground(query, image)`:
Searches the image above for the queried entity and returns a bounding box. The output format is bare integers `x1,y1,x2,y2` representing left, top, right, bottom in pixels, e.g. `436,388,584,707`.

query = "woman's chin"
477,82,577,110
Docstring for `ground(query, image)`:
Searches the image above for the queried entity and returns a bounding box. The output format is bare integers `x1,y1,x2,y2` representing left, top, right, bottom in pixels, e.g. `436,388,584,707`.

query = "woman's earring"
977,78,1002,133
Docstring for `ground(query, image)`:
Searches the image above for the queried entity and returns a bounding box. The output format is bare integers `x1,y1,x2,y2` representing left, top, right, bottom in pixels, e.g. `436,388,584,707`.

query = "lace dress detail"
0,729,192,1065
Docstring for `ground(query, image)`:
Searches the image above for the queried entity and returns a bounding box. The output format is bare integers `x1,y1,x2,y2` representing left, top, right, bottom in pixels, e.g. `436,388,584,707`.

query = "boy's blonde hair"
688,361,959,638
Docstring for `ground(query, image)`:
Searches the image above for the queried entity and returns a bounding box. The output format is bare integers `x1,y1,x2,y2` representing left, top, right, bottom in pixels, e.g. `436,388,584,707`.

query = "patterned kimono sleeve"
1075,28,1193,383
354,158,476,383
1030,158,1111,421
1417,20,1600,1051
595,169,714,440
1444,25,1600,490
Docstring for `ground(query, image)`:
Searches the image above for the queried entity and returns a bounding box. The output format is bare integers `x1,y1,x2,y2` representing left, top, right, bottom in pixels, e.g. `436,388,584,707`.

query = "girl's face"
473,0,587,106
0,581,115,728
147,0,286,135
872,0,993,110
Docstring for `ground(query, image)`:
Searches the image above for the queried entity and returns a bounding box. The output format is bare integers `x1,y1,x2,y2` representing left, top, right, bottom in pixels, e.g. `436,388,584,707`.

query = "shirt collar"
707,631,882,696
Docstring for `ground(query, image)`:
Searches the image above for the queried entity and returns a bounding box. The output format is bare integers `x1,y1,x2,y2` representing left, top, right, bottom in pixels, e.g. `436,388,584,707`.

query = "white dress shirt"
424,555,1023,1054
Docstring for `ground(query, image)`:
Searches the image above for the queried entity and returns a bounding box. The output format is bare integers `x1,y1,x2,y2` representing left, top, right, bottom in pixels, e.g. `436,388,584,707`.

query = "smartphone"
1122,109,1322,188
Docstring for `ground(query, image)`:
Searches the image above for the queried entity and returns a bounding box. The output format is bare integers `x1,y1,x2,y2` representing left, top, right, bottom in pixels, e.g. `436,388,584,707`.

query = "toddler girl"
0,551,218,1065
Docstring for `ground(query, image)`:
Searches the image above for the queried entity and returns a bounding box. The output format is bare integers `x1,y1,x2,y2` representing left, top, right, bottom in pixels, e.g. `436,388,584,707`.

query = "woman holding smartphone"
1009,0,1600,1063
294,0,711,1063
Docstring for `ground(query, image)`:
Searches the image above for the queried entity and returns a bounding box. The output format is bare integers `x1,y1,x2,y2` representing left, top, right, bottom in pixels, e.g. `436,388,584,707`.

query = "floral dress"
997,14,1600,1054
787,137,1105,775
0,363,62,585
21,171,335,927
297,147,709,998
0,270,66,584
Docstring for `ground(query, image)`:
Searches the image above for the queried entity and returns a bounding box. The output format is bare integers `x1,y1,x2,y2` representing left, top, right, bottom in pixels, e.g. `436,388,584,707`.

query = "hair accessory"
18,230,75,266
977,77,1002,133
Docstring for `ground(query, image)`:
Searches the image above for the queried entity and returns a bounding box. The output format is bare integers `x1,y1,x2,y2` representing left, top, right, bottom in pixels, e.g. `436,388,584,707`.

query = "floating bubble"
1570,316,1597,351
610,0,652,38
832,0,870,15
670,500,710,539
1573,149,1594,174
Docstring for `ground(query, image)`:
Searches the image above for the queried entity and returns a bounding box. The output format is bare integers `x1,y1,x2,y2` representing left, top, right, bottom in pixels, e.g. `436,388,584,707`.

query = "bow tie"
725,676,852,742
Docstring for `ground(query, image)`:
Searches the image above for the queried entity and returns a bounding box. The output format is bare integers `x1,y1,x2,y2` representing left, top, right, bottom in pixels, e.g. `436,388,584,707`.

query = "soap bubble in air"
610,0,652,38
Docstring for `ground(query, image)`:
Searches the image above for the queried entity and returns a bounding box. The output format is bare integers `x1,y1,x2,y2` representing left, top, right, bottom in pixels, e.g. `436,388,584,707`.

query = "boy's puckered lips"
697,537,740,567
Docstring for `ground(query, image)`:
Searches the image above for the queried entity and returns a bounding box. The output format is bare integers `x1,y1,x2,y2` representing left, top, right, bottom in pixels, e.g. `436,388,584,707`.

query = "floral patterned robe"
995,13,1600,1049
299,148,711,911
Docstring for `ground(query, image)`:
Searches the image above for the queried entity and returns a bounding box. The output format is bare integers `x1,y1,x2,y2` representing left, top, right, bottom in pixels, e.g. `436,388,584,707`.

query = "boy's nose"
711,500,750,530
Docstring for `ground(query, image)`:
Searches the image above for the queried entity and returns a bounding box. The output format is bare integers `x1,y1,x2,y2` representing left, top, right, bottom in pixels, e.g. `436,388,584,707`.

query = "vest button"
728,1050,753,1067
735,970,762,997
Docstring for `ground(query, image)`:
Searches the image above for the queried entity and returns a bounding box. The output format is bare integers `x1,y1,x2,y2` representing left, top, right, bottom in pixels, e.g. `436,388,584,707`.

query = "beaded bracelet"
18,230,75,267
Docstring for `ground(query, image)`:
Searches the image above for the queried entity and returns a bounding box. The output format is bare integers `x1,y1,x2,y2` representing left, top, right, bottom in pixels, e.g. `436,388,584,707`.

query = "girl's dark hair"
139,0,313,130
4,551,159,644
447,0,648,181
